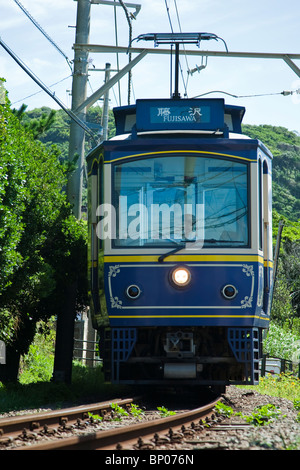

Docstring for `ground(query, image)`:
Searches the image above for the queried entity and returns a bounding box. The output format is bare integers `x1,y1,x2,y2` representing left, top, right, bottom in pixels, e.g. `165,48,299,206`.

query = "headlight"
171,267,191,287
222,284,238,299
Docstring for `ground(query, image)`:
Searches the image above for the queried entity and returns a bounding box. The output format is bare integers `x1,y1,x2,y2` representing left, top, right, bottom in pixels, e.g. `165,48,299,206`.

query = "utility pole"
53,0,141,384
101,63,111,140
67,0,91,219
52,0,91,384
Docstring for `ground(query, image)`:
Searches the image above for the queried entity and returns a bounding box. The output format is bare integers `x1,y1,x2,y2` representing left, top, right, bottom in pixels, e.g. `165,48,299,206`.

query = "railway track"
0,396,221,450
0,397,140,449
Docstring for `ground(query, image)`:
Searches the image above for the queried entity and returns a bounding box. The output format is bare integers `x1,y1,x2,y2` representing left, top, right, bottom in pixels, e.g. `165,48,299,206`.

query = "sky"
0,0,300,133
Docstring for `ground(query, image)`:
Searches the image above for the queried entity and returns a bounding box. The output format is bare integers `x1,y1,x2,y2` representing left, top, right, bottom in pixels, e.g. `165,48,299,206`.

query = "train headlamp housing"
126,285,141,299
222,284,238,299
171,267,191,287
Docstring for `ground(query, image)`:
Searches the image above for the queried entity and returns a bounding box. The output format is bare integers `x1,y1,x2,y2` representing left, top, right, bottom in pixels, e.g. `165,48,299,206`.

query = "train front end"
87,98,273,389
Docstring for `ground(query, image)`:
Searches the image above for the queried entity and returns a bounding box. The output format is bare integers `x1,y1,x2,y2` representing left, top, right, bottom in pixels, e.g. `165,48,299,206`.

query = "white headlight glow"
171,267,191,287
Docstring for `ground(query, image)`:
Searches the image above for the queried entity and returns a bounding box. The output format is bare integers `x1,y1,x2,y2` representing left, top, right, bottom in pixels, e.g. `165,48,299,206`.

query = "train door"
262,159,273,315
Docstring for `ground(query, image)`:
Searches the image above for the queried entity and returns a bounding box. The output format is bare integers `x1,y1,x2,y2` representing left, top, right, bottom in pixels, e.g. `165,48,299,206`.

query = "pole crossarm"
74,49,147,113
74,43,300,77
90,0,141,16
283,55,300,78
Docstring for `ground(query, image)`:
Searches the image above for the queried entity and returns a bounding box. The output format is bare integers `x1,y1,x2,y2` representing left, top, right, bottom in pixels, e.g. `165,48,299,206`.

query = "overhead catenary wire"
173,0,190,93
14,0,100,115
13,0,73,71
118,0,133,105
164,0,188,97
12,74,72,105
193,89,300,99
162,1,229,97
113,4,122,106
0,36,96,140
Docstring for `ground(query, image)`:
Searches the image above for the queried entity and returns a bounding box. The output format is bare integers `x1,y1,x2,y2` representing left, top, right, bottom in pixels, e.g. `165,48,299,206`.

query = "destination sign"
136,98,225,132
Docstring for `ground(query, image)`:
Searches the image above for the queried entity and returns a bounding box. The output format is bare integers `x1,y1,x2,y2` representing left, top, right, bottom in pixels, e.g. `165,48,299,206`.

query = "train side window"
258,158,262,251
98,157,104,250
263,161,271,260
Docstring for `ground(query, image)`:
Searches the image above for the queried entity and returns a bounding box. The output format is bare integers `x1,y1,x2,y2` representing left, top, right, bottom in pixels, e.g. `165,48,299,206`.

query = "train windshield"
112,155,248,248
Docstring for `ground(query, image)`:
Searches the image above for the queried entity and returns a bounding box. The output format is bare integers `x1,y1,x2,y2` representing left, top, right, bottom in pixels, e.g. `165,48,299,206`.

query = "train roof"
113,98,245,137
86,98,273,163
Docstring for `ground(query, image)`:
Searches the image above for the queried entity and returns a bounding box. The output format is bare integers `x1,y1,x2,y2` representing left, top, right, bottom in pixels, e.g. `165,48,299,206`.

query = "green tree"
243,124,300,220
272,212,300,331
0,82,88,380
12,104,56,139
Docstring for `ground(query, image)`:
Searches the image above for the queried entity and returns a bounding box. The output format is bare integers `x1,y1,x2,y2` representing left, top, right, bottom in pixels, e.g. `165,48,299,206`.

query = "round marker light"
222,284,238,299
171,267,191,287
126,285,141,299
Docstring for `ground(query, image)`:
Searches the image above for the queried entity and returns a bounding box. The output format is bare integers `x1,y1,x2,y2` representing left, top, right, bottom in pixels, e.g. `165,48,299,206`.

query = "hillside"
15,106,300,222
243,124,300,221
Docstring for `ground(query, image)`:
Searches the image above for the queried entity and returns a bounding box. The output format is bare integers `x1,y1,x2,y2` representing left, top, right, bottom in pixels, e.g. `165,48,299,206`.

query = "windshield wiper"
158,243,185,263
158,238,246,261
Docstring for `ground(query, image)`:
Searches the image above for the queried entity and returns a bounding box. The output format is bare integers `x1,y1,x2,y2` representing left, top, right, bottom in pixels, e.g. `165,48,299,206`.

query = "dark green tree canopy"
243,124,300,221
0,83,87,354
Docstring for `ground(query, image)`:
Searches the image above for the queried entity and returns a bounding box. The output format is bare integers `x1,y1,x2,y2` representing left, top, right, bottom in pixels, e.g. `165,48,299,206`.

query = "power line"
164,0,174,33
118,0,134,105
113,4,122,106
14,0,73,71
0,36,95,139
164,0,188,97
12,75,72,105
174,0,190,72
193,89,300,99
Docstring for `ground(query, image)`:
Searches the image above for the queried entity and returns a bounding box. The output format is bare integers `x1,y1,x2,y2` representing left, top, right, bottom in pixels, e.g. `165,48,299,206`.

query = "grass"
239,372,300,403
0,363,130,415
239,373,300,425
1,368,299,417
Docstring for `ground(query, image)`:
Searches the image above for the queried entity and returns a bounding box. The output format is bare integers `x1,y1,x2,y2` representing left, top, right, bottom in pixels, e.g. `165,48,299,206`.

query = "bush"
0,82,88,369
263,323,300,361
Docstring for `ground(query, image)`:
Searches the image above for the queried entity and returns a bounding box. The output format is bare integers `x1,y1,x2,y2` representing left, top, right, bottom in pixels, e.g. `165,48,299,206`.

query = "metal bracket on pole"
74,49,147,113
283,55,300,78
90,0,141,18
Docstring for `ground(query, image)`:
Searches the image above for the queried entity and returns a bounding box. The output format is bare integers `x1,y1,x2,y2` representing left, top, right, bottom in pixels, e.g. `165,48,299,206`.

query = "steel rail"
14,397,221,450
0,397,139,437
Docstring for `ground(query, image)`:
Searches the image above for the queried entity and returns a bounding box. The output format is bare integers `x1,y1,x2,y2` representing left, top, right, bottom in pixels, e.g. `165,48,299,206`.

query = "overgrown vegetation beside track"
0,365,299,416
0,364,102,414
241,373,300,405
0,83,88,381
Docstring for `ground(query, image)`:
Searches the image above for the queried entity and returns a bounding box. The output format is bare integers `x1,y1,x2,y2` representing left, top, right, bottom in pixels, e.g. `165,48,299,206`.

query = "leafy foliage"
12,104,56,140
242,125,300,330
243,124,300,221
263,323,300,360
244,403,283,426
157,406,176,417
0,82,87,356
16,105,115,162
214,401,235,418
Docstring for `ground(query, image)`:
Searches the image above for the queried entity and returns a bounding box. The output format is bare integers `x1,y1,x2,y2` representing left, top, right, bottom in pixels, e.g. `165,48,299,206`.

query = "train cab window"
112,155,249,248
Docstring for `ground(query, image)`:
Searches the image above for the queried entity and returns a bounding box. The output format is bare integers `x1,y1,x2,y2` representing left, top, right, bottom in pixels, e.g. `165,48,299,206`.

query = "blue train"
87,96,273,391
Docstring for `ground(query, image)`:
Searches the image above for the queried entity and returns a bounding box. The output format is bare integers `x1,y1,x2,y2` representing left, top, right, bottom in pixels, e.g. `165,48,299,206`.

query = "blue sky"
1,0,299,133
